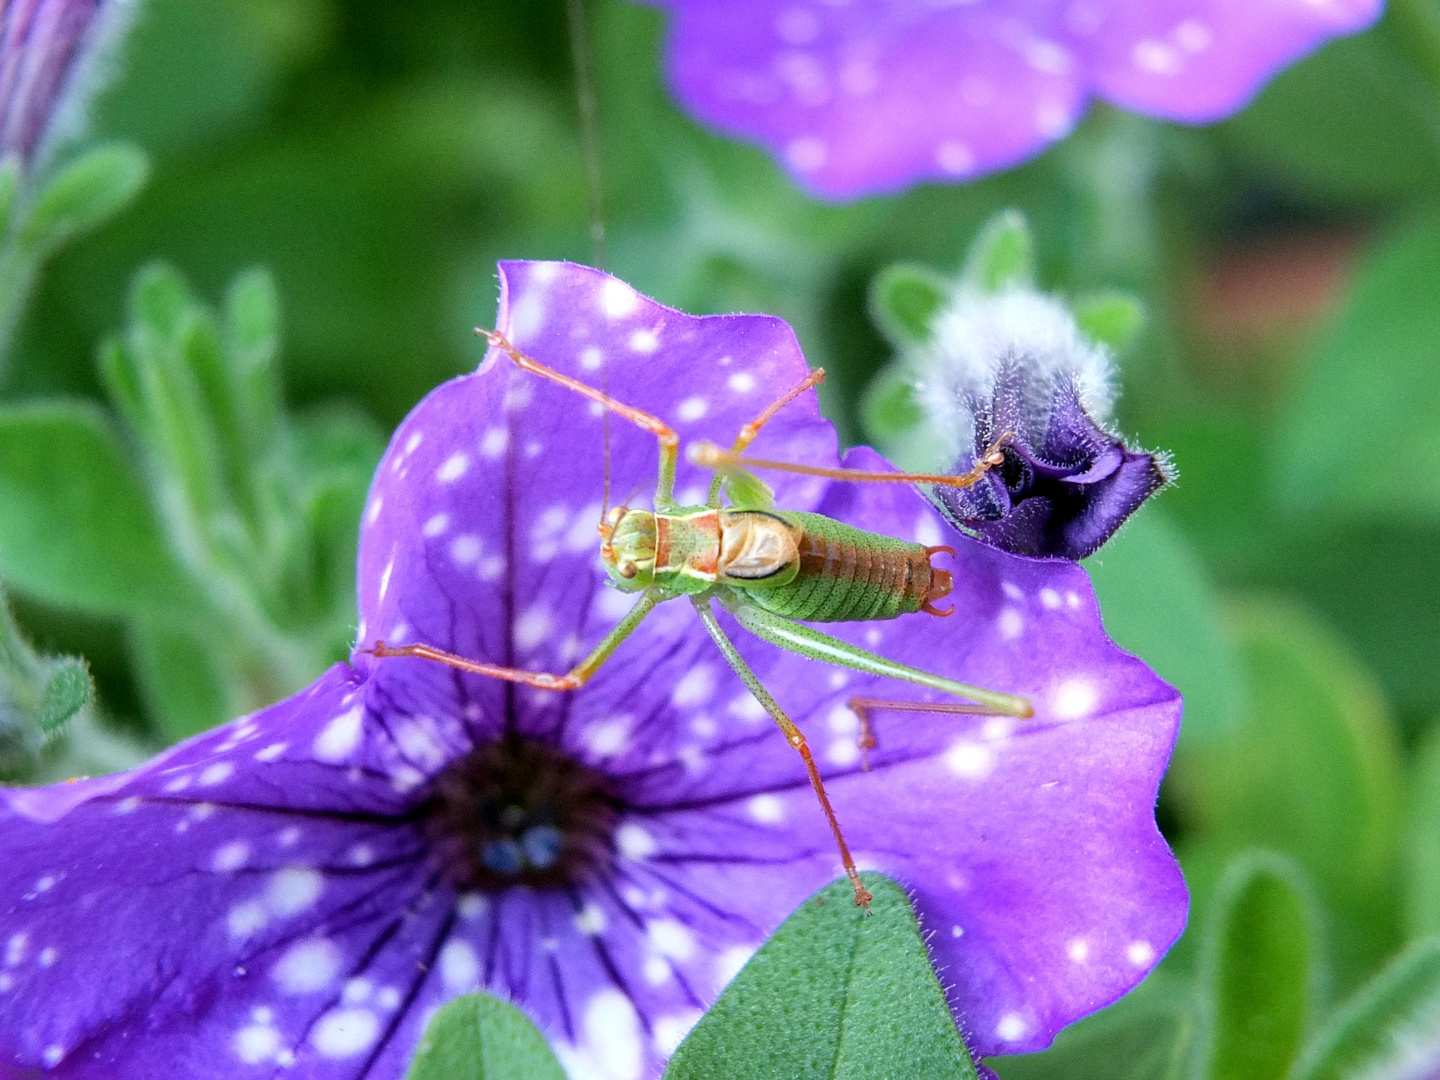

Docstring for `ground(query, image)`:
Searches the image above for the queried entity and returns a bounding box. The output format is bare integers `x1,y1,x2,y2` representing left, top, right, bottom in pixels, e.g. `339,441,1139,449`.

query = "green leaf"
664,874,977,1080
0,154,20,238
0,402,194,616
224,266,282,452
1404,723,1440,940
868,263,949,346
989,974,1194,1080
1177,601,1404,988
1289,935,1440,1080
404,992,566,1080
130,618,233,740
860,364,924,444
1072,290,1146,355
1275,210,1440,522
1084,506,1243,743
18,143,149,254
962,209,1035,292
1198,853,1316,1080
36,658,92,735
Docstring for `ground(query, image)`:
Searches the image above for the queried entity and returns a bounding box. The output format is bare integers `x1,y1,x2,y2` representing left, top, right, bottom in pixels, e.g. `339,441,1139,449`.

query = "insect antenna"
564,0,614,526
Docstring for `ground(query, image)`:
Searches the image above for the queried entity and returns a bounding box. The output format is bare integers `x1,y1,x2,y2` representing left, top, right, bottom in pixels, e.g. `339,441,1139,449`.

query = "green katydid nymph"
367,329,1032,907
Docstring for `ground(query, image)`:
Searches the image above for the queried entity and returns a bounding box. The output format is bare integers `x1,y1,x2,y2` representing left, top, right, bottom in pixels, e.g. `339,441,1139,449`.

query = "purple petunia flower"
648,0,1384,198
0,0,136,166
0,262,1185,1077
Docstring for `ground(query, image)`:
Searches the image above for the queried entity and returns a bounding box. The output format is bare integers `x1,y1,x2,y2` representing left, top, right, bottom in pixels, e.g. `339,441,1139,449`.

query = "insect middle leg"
479,329,682,507
364,588,664,690
846,697,1020,770
691,597,873,908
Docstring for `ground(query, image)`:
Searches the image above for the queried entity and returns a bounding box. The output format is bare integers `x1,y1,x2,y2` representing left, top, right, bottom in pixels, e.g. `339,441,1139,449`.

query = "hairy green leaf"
1198,853,1316,1080
0,402,193,615
18,143,149,254
1289,935,1440,1080
664,874,977,1080
868,263,949,346
1072,290,1145,355
962,209,1035,292
36,659,92,734
404,993,566,1080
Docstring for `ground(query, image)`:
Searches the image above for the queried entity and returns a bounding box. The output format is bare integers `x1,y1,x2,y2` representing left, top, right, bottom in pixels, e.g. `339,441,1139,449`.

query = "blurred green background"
1,0,1439,1076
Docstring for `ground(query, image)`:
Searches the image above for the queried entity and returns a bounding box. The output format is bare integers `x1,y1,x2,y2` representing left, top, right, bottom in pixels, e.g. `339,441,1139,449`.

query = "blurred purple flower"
648,0,1384,198
0,262,1185,1077
0,0,136,165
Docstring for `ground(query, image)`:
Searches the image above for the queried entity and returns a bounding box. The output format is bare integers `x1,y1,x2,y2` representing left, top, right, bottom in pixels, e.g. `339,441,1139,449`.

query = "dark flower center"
422,736,620,890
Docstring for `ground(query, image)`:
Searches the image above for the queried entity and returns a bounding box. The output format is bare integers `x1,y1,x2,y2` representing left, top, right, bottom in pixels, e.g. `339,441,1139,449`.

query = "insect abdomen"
745,512,934,623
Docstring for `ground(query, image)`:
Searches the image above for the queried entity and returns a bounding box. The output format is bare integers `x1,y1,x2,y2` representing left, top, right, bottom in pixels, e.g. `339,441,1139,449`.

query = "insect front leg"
365,588,665,690
690,597,873,909
705,367,826,507
479,329,681,507
726,599,1033,719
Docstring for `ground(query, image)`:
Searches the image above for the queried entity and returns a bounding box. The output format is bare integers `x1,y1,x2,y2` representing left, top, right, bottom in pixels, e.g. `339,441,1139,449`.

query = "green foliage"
0,580,93,775
665,874,978,1080
1072,290,1146,355
1275,210,1440,522
1085,507,1244,743
17,144,150,257
1404,723,1440,940
1196,854,1316,1080
868,263,949,346
962,210,1035,292
1290,935,1440,1080
405,993,567,1080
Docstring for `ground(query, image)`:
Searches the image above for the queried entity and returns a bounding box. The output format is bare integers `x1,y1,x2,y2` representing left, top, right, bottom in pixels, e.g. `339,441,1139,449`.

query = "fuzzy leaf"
404,992,567,1080
1404,723,1440,940
868,263,949,346
962,210,1035,292
1289,936,1440,1080
17,143,148,254
0,154,20,238
664,873,977,1080
1072,290,1145,355
36,659,92,735
1198,854,1315,1080
0,402,193,615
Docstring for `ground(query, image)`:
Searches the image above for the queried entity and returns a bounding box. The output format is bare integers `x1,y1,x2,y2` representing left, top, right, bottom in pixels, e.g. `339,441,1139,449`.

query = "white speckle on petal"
826,739,860,767
457,893,487,920
727,372,756,393
277,826,302,848
653,1010,702,1055
644,955,670,986
437,453,469,484
273,938,342,994
5,933,26,965
914,516,941,547
515,604,553,650
629,328,659,353
786,135,827,173
479,555,506,581
348,843,374,867
255,742,287,762
1128,940,1156,966
584,716,632,757
1040,587,1062,609
234,1023,281,1064
1068,938,1089,963
998,608,1024,640
1037,100,1073,138
422,513,451,538
212,840,250,872
1133,38,1181,75
267,868,324,915
574,903,608,936
33,876,55,894
439,939,480,991
1024,38,1072,74
343,978,373,1004
112,796,141,815
716,944,754,987
672,666,715,707
996,1013,1028,1042
601,279,640,319
314,707,364,763
729,694,769,724
38,946,57,967
747,794,786,825
311,1008,380,1059
199,761,234,787
937,140,975,176
581,346,604,371
1053,678,1098,719
228,900,268,939
583,990,643,1080
677,396,708,422
164,774,192,793
1175,19,1212,53
376,986,402,1010
378,557,395,601
826,704,859,736
366,496,383,525
776,6,820,43
616,822,657,859
944,740,996,779
42,1046,65,1067
404,432,424,456
647,919,696,961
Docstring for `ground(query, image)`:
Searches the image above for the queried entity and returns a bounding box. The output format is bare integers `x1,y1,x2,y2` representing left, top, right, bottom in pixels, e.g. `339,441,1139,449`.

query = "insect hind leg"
706,367,826,506
847,697,1020,770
